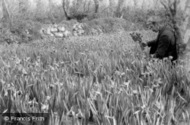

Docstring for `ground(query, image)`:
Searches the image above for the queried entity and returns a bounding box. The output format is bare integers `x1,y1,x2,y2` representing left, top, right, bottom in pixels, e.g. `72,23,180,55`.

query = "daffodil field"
0,30,190,125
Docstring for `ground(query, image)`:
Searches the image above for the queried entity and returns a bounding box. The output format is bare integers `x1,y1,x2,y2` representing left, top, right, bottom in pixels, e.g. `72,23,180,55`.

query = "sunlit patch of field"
0,30,190,125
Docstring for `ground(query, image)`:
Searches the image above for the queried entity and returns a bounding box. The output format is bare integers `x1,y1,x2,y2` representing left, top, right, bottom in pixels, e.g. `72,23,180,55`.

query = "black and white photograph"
0,0,190,124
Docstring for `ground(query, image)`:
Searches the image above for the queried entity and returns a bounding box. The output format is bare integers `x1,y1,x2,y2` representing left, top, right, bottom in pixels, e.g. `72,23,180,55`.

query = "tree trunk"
1,0,12,28
93,0,99,13
62,0,71,20
115,0,125,18
182,0,190,44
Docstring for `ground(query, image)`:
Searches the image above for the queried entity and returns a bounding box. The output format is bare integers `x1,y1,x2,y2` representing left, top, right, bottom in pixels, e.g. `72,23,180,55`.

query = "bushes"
0,16,43,44
83,17,134,35
119,7,150,30
0,27,20,44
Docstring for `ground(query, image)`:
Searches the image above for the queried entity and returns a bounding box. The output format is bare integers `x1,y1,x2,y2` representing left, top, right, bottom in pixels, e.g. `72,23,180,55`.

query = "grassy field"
0,30,190,125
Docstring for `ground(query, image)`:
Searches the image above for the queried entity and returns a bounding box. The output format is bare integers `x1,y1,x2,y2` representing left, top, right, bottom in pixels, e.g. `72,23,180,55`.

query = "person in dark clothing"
142,17,178,61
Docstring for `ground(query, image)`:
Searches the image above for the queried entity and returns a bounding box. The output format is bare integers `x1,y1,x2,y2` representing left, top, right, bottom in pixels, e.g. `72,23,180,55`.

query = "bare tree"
107,0,116,17
160,0,189,31
160,0,190,124
62,0,70,20
93,0,99,14
1,0,12,28
160,0,190,56
83,0,90,13
181,0,190,43
160,0,179,24
115,0,125,18
62,0,87,21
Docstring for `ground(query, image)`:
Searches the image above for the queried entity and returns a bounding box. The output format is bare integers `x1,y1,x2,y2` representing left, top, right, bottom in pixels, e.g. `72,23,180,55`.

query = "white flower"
41,103,49,111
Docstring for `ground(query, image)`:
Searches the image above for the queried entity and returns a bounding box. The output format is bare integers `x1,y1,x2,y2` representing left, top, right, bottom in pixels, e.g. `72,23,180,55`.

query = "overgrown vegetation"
0,0,190,125
0,32,190,125
1,0,188,45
